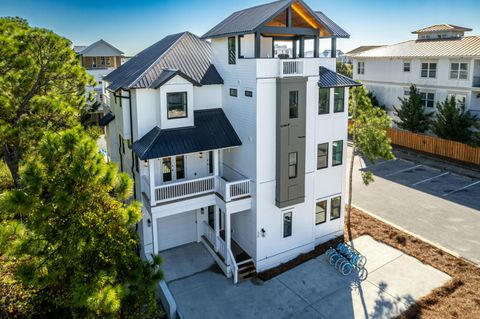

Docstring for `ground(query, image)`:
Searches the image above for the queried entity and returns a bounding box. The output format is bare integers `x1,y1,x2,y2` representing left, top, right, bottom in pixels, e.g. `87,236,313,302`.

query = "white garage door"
157,211,197,251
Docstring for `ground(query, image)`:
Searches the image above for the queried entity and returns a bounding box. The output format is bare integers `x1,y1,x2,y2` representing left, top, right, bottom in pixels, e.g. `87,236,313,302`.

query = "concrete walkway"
348,147,480,265
168,236,450,319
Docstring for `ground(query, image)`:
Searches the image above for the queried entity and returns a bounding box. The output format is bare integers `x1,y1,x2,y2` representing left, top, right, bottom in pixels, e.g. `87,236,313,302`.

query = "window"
162,158,172,182
175,156,185,180
245,90,253,97
450,63,468,80
228,36,236,65
333,87,345,113
315,200,327,225
404,90,410,97
421,63,436,78
208,206,215,229
229,88,238,97
317,143,329,169
420,92,435,108
100,56,106,65
332,140,343,166
106,57,111,66
357,61,365,75
289,91,299,119
403,62,410,72
318,88,330,114
167,92,188,119
288,152,297,179
330,196,341,220
283,212,292,238
92,57,97,68
208,151,214,174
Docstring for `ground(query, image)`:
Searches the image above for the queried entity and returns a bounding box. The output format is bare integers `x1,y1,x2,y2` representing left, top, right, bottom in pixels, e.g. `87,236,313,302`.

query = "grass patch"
349,207,480,319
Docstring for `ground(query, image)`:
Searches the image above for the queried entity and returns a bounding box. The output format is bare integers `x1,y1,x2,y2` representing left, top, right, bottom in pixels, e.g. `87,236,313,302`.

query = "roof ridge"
127,32,189,88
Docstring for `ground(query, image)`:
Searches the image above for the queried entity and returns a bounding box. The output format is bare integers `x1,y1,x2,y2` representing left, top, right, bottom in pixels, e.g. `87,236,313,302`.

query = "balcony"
246,57,336,79
142,175,251,206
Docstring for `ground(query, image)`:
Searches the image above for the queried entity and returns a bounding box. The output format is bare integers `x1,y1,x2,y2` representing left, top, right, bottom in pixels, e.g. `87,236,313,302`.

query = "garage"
157,211,198,251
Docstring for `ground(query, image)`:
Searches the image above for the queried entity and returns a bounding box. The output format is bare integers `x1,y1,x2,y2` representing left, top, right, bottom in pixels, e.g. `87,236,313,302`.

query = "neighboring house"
322,49,347,62
348,24,480,118
344,45,384,63
74,39,124,104
102,0,358,284
274,43,293,57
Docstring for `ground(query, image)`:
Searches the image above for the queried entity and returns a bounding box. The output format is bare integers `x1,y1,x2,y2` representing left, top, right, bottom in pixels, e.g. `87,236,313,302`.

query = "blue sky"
2,0,480,56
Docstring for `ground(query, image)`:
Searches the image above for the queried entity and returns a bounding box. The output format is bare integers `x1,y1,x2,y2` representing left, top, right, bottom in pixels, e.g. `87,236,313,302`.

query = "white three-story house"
102,0,359,284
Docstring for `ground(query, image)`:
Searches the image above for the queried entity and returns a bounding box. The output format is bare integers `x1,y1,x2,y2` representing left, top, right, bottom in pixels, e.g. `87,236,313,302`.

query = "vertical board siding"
387,128,480,165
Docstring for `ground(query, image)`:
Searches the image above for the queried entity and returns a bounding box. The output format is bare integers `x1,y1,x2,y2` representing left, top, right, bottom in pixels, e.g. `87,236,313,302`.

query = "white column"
214,206,220,252
152,217,158,256
148,159,155,206
213,149,219,176
225,210,231,266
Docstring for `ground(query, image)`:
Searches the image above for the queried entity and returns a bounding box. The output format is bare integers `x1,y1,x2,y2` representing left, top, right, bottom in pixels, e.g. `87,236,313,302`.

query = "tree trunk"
3,144,20,188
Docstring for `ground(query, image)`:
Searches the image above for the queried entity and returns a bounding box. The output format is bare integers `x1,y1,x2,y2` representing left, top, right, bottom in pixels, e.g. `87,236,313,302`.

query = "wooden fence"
387,128,480,166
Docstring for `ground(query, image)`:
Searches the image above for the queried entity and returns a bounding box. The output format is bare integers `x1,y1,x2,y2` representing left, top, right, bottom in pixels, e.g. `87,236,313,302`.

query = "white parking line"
443,180,480,197
364,160,392,169
385,164,423,177
412,172,450,186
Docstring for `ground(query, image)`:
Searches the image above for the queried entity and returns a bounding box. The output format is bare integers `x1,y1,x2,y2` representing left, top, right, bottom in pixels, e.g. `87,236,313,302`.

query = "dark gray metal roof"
318,67,360,88
99,112,115,126
314,12,350,39
104,32,223,91
202,0,349,39
201,65,224,85
132,109,242,160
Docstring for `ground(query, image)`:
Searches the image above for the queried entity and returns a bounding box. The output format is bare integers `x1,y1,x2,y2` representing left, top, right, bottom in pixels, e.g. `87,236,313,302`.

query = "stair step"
239,269,257,280
238,263,255,272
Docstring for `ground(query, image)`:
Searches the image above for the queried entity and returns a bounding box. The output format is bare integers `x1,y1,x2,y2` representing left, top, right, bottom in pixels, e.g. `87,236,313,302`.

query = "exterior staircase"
237,259,256,281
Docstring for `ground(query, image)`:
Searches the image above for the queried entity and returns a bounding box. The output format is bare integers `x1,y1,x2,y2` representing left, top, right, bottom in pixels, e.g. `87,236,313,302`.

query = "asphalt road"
347,146,480,265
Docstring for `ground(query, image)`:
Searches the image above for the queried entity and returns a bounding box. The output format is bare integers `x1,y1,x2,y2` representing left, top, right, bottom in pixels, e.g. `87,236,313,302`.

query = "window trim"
289,90,299,119
315,200,327,225
245,90,253,97
317,143,329,170
330,196,342,220
332,140,344,166
166,91,188,119
228,36,236,65
449,62,469,80
357,61,365,75
318,87,330,115
403,61,411,72
420,91,435,108
421,62,437,78
229,88,238,97
283,211,293,238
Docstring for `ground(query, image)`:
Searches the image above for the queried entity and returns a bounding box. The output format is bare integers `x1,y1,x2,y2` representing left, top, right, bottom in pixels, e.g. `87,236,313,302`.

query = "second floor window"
332,140,343,166
357,61,365,74
420,92,435,108
317,143,328,169
333,87,345,113
318,88,330,114
288,152,297,179
228,37,236,65
289,91,299,119
403,62,410,72
450,63,468,80
421,62,436,78
330,196,341,220
167,92,188,119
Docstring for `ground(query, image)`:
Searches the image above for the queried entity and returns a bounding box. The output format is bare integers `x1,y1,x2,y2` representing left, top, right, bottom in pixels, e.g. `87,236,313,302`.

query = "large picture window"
421,63,437,78
283,212,292,238
315,200,327,225
228,36,236,65
288,152,298,179
317,143,328,169
289,91,299,119
330,196,341,220
167,92,188,119
332,140,343,166
450,63,468,80
333,87,345,113
318,88,330,114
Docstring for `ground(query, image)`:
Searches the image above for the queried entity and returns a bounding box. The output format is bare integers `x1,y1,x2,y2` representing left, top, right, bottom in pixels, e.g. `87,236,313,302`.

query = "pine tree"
431,96,479,144
393,85,433,133
0,128,162,318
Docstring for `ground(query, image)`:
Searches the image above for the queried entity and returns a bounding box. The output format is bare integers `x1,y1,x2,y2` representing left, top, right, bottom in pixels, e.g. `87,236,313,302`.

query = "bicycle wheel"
341,262,353,276
356,255,367,269
357,268,368,281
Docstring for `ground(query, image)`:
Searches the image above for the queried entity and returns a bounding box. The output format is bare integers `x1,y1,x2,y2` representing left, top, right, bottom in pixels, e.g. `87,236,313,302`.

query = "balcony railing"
280,60,304,77
473,76,480,88
147,176,251,205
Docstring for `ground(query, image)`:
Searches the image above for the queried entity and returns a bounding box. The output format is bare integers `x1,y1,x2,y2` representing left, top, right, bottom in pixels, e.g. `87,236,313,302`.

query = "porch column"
214,206,220,252
299,37,305,58
148,159,155,206
313,35,319,58
213,149,219,176
255,32,261,58
331,38,337,58
152,217,158,255
225,210,231,266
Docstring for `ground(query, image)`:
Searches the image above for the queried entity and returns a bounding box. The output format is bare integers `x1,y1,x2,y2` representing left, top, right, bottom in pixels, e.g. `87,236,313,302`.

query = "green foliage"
336,61,353,78
430,96,479,144
393,85,433,133
367,91,385,110
0,160,13,192
0,128,162,318
0,17,94,185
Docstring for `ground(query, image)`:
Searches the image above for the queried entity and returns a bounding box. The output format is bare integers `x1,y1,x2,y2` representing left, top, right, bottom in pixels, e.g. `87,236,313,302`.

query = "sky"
2,0,480,56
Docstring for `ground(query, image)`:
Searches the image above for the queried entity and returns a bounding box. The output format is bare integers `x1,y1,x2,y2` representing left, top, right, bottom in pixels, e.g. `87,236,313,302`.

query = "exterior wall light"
261,228,266,237
198,152,203,159
147,218,151,227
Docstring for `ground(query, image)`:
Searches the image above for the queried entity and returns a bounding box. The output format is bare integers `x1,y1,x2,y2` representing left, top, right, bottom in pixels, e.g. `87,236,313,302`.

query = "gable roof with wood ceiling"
202,0,349,39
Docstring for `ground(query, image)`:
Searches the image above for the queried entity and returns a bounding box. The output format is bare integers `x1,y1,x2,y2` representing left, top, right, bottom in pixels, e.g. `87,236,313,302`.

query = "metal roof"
202,0,348,39
132,109,242,160
99,112,115,126
104,32,223,91
345,45,385,56
412,24,472,34
74,39,124,56
318,67,360,88
349,36,480,58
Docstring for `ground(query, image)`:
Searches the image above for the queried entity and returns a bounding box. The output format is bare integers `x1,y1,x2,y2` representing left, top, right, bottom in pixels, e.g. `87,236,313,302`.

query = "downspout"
122,88,137,201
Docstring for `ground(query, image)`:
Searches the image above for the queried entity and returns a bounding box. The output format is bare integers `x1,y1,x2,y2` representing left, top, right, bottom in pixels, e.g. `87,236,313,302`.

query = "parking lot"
363,158,480,211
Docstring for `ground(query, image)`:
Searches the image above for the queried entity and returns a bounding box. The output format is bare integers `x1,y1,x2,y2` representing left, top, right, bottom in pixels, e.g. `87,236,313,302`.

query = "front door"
161,155,185,183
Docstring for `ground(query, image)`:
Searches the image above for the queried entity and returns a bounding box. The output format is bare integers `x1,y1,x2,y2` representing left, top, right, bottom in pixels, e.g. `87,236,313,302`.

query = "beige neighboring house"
348,24,480,118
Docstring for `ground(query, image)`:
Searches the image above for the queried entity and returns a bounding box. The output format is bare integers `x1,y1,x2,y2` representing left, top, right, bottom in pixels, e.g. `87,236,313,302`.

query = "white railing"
280,59,304,77
227,248,239,285
151,176,251,205
155,176,214,203
217,236,227,262
141,175,150,199
203,221,216,249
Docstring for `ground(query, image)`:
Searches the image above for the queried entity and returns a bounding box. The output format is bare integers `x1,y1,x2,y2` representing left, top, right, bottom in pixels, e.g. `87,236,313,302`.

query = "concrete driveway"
348,147,480,264
167,236,449,319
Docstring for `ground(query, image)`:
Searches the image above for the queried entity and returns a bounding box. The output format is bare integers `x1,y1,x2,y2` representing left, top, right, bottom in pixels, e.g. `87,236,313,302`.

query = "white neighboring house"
102,0,359,284
349,24,480,119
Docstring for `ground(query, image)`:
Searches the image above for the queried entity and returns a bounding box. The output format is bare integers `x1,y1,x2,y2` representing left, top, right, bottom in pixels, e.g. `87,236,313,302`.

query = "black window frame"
228,36,236,65
175,155,185,180
317,143,329,169
229,88,238,97
315,200,327,225
289,90,299,119
167,92,188,119
283,211,292,238
332,140,343,166
357,61,364,74
333,87,345,113
208,206,215,229
245,90,253,97
162,157,172,182
318,88,330,115
420,92,435,108
330,196,341,220
288,152,298,179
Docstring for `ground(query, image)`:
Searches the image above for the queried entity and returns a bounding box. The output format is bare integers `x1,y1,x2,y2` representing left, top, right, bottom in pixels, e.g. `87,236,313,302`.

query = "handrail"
227,248,239,285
